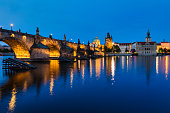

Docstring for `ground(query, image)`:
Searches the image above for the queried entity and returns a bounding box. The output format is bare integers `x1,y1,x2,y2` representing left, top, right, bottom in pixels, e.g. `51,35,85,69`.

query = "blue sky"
0,0,170,45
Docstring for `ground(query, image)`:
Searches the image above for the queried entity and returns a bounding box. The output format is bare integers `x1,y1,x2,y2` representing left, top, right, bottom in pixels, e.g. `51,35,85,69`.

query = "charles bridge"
0,27,104,60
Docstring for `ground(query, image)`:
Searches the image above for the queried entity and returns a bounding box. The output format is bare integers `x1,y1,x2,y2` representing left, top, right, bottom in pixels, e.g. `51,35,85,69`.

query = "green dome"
93,37,100,43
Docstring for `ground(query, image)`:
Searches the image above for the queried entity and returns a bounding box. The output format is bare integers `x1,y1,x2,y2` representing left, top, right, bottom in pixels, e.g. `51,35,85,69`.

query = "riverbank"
105,53,136,56
0,52,14,56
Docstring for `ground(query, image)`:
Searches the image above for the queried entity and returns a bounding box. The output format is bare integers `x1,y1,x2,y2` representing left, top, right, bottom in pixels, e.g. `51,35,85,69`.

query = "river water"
0,56,169,113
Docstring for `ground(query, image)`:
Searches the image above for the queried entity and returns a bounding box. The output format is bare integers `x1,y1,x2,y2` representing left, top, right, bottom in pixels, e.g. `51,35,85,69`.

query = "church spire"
145,28,151,42
147,28,150,38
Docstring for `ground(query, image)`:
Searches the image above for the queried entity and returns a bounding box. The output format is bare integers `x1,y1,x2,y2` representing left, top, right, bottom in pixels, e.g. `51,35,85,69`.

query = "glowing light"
90,59,92,78
122,56,125,69
71,38,72,41
50,49,60,58
127,56,129,71
165,56,169,80
78,60,80,71
156,56,159,74
23,81,27,92
11,34,15,37
73,50,76,57
50,75,54,95
8,88,17,112
10,24,13,27
4,39,31,59
82,62,85,80
111,57,115,81
22,36,26,40
51,33,52,36
96,59,101,79
70,68,73,88
102,57,104,70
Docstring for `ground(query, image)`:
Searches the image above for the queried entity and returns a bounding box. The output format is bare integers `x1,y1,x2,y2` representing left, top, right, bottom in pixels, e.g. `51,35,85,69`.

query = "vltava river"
0,56,169,113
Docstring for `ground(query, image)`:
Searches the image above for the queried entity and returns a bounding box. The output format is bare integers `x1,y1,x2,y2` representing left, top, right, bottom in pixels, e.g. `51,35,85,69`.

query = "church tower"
105,32,113,49
145,29,151,42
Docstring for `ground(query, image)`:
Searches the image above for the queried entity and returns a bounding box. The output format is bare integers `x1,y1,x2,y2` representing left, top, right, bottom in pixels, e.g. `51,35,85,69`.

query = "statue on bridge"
78,39,80,45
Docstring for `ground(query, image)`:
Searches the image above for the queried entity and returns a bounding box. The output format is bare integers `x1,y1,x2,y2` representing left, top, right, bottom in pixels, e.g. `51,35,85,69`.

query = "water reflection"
122,56,125,69
165,56,169,80
70,68,73,88
0,56,169,113
90,59,92,78
156,56,159,74
95,58,101,79
111,57,115,81
8,88,17,112
127,56,129,71
49,60,59,95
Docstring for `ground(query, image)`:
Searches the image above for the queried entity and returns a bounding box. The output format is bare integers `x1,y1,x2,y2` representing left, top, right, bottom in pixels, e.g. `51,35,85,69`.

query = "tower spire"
147,28,150,38
145,28,151,42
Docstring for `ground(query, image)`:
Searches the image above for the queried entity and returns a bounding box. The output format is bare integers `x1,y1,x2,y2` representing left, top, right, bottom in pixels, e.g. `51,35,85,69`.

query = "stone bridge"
0,27,104,59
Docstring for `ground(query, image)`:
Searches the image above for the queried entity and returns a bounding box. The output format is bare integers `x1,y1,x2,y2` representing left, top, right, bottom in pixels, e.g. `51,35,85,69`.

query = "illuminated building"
157,42,170,53
90,36,100,47
105,32,113,49
119,43,133,53
135,29,157,55
161,42,170,49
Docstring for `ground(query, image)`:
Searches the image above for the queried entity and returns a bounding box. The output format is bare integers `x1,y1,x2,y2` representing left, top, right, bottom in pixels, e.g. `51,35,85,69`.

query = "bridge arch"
1,37,30,58
41,39,61,58
47,44,60,58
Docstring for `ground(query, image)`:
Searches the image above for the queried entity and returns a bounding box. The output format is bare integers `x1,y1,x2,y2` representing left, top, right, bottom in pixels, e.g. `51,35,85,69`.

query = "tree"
125,48,129,53
131,49,136,53
104,46,112,52
113,45,121,53
163,48,168,53
158,48,163,53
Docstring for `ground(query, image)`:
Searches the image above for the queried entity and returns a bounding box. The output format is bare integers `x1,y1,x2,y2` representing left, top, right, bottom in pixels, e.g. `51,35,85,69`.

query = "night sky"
0,0,170,45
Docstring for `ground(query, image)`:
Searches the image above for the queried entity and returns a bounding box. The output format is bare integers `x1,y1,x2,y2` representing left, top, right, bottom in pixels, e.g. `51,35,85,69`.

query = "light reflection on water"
8,88,17,112
0,56,170,113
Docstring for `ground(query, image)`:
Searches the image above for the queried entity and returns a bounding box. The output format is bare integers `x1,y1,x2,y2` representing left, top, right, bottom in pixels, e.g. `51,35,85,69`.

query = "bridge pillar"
30,41,50,59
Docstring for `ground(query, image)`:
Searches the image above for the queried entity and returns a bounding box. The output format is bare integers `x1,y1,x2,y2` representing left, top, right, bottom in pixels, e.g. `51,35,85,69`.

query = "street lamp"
10,24,13,31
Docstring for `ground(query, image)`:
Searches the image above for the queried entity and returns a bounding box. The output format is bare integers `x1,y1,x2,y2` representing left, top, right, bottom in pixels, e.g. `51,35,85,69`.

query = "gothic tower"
105,32,113,49
145,29,151,42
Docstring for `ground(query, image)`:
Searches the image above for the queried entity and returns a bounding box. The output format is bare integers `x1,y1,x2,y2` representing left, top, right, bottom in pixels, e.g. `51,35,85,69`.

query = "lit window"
11,34,15,37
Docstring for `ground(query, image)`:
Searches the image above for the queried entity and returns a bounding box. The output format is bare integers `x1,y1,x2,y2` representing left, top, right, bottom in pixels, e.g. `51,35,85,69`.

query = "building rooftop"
136,42,156,45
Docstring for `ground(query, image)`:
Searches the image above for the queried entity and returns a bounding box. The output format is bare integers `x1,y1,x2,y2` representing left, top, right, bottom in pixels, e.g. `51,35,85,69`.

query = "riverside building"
135,29,157,55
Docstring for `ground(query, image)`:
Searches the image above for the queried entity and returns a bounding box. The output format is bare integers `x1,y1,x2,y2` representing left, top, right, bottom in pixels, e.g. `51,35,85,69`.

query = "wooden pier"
2,58,36,71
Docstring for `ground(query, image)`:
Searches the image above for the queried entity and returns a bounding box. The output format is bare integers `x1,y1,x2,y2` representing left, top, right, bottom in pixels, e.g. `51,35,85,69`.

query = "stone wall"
31,48,50,59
